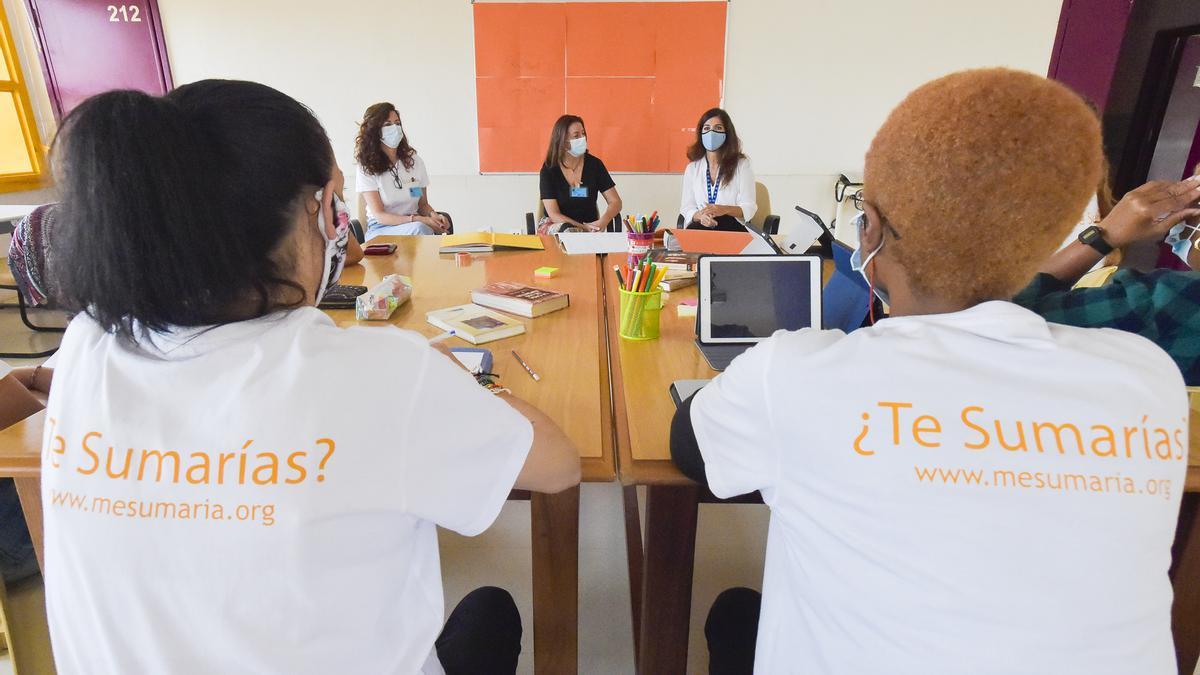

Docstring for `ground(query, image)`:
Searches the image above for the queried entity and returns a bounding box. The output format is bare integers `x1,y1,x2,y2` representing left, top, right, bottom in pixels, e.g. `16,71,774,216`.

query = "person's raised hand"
1101,176,1200,248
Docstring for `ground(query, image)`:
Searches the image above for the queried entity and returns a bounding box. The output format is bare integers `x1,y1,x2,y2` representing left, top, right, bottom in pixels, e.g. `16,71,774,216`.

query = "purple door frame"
24,0,173,120
1047,0,1134,110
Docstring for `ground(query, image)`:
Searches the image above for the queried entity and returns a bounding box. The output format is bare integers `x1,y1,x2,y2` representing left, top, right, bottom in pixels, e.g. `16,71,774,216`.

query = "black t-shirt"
539,154,616,225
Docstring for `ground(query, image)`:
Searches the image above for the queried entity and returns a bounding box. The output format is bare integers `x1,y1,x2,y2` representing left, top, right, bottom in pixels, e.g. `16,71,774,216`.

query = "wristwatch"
1078,225,1114,255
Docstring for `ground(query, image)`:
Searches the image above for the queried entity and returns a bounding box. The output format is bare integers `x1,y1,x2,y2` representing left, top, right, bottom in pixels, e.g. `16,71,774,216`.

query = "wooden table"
606,267,1200,674
0,235,615,675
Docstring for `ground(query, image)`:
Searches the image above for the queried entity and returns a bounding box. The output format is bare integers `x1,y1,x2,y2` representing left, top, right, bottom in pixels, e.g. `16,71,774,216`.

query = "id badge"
569,186,588,198
409,186,424,198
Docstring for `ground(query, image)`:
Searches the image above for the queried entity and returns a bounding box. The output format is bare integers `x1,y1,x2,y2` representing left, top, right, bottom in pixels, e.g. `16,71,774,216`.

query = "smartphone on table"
364,243,397,256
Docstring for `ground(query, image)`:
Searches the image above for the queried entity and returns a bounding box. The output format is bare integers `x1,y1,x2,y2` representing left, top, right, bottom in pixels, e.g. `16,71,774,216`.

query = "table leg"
1172,492,1200,673
13,476,42,573
637,484,699,674
622,485,644,660
531,486,579,675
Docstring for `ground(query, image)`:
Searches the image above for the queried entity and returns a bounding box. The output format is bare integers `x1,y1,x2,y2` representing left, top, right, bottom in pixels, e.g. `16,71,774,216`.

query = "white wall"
2,1,1063,224
136,0,1060,241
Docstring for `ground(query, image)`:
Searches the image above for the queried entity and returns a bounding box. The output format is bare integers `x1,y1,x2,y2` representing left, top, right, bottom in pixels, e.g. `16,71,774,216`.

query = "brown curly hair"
864,68,1101,305
354,102,415,175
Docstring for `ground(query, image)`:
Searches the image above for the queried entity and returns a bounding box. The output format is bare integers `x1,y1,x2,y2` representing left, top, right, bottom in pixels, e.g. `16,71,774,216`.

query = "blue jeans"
0,479,37,583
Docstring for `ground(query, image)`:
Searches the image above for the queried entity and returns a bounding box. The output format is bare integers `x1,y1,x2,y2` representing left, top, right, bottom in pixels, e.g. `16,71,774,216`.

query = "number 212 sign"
107,4,142,22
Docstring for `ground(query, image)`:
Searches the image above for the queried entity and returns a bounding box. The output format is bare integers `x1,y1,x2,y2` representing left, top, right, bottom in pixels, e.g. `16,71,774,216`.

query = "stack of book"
650,251,698,291
425,283,570,345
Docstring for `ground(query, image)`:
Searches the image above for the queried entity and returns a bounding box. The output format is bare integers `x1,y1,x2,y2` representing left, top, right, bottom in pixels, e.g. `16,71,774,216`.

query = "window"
0,6,46,193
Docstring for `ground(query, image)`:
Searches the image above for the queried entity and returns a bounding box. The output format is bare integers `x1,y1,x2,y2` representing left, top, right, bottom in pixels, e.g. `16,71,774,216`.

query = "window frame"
0,5,47,193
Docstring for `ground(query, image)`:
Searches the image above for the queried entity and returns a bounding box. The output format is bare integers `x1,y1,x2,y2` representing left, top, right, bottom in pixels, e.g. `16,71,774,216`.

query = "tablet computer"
694,255,822,369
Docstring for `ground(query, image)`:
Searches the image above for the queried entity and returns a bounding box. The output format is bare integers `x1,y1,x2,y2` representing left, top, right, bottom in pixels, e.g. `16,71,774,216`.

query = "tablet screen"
699,256,822,343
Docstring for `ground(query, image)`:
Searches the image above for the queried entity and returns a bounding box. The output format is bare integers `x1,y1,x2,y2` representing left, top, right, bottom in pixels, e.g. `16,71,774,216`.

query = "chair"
525,201,621,234
753,182,781,235
0,574,57,674
352,192,453,240
1,206,63,359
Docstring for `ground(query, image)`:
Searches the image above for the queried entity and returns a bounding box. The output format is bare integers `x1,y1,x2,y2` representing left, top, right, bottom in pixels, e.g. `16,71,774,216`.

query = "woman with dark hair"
42,80,579,674
537,114,622,233
680,107,756,231
354,102,450,237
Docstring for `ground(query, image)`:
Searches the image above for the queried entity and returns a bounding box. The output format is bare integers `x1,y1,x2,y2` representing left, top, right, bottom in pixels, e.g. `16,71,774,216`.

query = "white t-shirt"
356,154,430,220
0,359,10,381
680,156,757,225
691,302,1187,675
41,307,532,674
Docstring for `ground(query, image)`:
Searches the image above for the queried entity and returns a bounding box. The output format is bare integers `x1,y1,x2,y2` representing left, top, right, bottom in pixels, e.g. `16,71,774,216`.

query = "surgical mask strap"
857,217,884,323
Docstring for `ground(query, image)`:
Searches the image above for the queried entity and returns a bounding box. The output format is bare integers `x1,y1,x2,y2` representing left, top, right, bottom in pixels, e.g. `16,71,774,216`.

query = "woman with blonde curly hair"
672,68,1189,674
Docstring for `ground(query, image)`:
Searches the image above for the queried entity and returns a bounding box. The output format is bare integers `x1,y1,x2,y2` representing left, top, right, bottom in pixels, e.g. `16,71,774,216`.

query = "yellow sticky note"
534,266,559,278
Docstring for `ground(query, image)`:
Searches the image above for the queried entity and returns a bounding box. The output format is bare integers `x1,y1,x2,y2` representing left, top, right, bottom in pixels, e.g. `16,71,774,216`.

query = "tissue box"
356,274,412,321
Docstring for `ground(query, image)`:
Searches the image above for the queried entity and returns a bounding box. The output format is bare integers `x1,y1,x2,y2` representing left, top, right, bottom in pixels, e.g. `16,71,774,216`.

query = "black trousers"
686,214,748,232
705,587,762,675
436,586,522,674
0,478,37,584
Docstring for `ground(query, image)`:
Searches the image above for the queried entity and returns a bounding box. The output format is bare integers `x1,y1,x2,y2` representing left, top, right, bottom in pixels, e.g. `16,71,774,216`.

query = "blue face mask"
849,213,889,305
1166,222,1198,268
701,130,726,152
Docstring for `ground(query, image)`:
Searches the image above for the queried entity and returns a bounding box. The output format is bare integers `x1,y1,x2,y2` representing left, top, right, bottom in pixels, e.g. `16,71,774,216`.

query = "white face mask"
567,136,587,157
314,189,351,304
381,124,404,149
1166,222,1199,268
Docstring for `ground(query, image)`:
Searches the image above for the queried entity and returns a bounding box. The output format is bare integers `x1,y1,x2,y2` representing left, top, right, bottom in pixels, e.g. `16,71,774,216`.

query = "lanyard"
704,158,720,205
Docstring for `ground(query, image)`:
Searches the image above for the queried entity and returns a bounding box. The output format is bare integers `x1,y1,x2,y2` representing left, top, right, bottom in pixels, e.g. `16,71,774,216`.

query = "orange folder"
670,229,757,255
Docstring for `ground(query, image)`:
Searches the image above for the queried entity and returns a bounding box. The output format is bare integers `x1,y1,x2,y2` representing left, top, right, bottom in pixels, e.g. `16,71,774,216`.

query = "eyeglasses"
856,200,903,241
700,125,726,133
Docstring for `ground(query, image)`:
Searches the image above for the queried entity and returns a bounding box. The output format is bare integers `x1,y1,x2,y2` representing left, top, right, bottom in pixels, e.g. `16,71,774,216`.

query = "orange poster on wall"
473,2,727,173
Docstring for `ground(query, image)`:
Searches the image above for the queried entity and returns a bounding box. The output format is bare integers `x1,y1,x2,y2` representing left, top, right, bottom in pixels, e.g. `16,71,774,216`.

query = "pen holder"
627,231,654,267
618,287,663,341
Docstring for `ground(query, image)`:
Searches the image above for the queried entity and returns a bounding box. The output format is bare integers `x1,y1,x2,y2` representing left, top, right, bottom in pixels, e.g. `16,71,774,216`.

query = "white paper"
451,351,486,374
557,231,630,255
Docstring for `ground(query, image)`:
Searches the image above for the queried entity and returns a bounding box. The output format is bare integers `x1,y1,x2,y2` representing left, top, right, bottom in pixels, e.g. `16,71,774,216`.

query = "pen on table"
511,350,541,382
428,330,456,344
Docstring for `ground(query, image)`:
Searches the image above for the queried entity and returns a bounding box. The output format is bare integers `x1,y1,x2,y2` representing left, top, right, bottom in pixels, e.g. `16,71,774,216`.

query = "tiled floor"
440,484,769,673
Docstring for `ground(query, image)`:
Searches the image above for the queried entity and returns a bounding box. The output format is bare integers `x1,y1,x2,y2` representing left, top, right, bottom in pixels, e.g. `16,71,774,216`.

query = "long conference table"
1,234,1199,674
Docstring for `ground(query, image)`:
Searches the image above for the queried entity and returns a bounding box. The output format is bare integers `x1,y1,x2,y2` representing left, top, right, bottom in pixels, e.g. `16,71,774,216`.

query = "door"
25,0,172,118
1147,34,1200,181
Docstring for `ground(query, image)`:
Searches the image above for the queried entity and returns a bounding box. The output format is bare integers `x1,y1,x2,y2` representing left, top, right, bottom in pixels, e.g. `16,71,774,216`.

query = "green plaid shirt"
1013,269,1200,386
